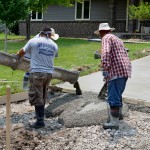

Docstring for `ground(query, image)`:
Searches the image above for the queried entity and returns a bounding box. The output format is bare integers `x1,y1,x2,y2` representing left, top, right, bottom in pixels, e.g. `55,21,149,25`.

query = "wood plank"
144,101,150,107
0,92,28,105
123,97,144,105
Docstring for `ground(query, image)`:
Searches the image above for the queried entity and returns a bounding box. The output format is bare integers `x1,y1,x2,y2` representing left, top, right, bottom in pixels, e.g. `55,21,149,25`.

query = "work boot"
119,107,124,120
103,106,119,130
106,103,111,123
107,107,123,122
103,115,119,130
29,105,45,129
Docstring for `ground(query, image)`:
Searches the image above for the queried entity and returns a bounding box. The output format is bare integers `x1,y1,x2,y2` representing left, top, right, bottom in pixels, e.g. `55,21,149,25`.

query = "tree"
0,0,29,52
129,2,150,31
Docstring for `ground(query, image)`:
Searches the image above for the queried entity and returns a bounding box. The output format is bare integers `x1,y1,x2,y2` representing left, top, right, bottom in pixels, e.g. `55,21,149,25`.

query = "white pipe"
126,0,129,31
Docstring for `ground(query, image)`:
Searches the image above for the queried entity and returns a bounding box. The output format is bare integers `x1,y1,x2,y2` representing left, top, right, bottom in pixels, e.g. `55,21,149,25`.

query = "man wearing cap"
94,23,132,130
17,27,59,129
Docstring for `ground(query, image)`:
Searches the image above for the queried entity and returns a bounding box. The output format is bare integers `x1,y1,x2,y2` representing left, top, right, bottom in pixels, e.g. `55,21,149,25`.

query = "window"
75,0,91,20
31,11,43,20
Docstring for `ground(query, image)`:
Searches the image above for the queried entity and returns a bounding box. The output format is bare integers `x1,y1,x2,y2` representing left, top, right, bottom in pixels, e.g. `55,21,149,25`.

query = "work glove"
102,71,109,77
102,71,109,81
94,50,101,59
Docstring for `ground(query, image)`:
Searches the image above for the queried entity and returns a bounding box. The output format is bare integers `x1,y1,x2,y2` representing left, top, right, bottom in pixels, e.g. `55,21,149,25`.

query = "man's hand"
17,49,25,57
102,71,109,77
94,50,101,59
102,70,109,81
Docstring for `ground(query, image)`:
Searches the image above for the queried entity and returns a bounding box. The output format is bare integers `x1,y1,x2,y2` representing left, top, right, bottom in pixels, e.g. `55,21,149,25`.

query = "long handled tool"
98,81,108,100
98,80,110,122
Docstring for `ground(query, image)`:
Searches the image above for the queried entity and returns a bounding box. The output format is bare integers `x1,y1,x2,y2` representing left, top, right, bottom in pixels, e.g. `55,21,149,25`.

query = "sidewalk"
58,55,150,106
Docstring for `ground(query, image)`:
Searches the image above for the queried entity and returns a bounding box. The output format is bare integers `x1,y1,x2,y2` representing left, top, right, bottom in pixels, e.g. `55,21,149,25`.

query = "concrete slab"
58,56,150,106
123,55,150,102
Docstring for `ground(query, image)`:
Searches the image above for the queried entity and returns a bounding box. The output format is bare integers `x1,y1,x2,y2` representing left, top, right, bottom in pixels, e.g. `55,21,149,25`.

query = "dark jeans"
107,78,128,107
28,72,52,106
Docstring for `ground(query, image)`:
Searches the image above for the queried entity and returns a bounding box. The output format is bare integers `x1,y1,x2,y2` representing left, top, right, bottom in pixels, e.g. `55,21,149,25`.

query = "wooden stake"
6,86,11,150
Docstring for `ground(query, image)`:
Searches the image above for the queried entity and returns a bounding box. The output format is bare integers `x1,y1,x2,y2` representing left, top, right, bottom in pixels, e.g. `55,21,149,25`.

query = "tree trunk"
140,21,144,39
26,14,31,40
4,25,8,52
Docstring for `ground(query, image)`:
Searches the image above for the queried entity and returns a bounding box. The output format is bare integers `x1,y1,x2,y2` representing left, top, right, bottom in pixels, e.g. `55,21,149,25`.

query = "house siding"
116,0,127,19
90,0,109,20
43,0,127,21
43,5,75,21
19,0,127,38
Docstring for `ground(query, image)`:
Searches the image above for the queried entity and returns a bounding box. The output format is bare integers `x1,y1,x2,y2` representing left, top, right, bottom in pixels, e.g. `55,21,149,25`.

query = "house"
19,0,150,38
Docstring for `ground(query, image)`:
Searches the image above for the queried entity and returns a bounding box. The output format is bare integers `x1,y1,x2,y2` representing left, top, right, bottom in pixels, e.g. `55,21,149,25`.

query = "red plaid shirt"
101,34,131,79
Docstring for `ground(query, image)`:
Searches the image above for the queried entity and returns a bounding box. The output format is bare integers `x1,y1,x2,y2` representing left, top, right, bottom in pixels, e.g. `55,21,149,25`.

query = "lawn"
0,33,150,95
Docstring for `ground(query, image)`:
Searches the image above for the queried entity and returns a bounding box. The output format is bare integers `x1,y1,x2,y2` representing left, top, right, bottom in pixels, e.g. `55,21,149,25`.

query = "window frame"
75,0,91,20
31,11,43,21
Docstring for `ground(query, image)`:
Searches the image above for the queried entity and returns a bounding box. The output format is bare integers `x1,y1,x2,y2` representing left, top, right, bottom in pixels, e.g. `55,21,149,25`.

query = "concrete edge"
0,91,28,105
123,97,150,107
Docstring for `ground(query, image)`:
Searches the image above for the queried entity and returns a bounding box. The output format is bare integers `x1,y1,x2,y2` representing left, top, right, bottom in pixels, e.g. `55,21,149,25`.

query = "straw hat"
94,23,115,35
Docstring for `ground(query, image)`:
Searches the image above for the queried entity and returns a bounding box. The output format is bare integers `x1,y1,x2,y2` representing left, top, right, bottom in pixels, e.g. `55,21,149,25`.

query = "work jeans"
28,72,52,106
107,78,128,107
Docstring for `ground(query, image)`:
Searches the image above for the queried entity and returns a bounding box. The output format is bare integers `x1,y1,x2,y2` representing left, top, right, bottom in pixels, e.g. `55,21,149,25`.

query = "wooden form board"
123,97,150,107
0,89,149,107
0,92,28,105
0,86,76,105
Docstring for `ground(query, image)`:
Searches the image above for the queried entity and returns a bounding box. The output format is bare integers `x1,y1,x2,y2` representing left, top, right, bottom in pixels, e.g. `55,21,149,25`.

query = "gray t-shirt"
23,37,58,73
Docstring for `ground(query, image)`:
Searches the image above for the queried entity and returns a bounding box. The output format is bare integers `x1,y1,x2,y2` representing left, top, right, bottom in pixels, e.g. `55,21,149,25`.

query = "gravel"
0,92,150,150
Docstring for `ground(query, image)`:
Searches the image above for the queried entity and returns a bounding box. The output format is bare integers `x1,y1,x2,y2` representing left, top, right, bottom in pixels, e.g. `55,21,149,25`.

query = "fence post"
6,85,11,150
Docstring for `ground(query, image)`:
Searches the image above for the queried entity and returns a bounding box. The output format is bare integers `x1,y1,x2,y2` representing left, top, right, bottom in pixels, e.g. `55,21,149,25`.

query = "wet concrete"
45,92,129,128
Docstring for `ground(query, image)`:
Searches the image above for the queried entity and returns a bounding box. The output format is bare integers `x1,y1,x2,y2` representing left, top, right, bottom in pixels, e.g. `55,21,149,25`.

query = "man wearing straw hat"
94,23,132,130
17,27,59,129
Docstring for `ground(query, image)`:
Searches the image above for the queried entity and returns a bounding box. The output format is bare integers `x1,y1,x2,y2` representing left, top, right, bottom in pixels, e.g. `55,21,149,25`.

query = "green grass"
0,33,25,41
0,33,150,95
125,43,150,60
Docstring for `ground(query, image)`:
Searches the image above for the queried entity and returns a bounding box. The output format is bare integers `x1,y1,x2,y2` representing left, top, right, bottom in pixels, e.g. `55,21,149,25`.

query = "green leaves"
0,0,29,27
129,2,150,21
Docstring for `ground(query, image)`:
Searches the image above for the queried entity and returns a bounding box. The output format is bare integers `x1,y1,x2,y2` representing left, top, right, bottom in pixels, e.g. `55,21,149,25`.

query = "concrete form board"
0,92,28,105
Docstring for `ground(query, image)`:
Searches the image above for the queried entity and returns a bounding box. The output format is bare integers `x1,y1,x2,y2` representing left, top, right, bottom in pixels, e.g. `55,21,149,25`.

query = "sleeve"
23,40,32,54
34,33,40,38
101,37,111,71
53,43,58,57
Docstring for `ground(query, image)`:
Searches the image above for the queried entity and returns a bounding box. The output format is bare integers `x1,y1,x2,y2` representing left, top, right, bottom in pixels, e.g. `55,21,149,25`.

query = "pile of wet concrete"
45,91,129,128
